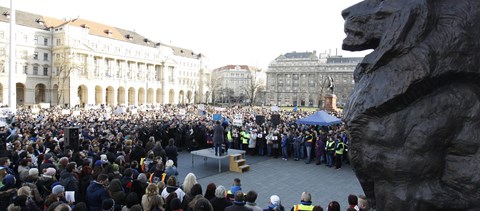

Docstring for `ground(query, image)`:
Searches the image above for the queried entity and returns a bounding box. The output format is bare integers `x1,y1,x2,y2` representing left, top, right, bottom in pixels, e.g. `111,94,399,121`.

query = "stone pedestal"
324,94,337,112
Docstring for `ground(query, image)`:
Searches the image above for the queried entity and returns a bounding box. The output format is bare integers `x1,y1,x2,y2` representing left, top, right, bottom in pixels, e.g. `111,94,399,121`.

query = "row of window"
0,31,50,46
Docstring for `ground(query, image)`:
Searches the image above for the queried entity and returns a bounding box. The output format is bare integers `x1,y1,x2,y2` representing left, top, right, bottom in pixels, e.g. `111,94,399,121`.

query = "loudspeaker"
255,115,265,125
64,127,79,152
271,114,281,126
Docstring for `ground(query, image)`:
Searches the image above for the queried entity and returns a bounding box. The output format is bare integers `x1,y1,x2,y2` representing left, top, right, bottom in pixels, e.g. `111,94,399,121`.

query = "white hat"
166,160,174,167
100,154,108,162
45,167,56,176
29,168,39,176
270,195,280,205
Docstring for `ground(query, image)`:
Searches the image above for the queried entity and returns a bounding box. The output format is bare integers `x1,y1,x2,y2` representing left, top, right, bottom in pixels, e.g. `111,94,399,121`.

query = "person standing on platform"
213,121,225,156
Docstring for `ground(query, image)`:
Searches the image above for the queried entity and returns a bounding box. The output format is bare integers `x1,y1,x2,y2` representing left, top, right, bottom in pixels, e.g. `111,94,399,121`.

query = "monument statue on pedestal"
342,0,480,210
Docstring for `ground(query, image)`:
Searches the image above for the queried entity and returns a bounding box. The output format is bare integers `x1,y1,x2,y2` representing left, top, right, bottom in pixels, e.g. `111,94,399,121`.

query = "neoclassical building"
266,51,362,107
0,6,211,108
211,65,265,104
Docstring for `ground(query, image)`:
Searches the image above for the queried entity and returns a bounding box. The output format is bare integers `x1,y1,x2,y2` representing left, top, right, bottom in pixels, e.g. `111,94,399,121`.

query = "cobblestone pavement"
175,149,364,210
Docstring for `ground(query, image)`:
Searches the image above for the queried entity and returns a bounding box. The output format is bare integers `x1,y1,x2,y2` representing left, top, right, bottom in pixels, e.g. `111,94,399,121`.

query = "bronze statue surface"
342,0,480,210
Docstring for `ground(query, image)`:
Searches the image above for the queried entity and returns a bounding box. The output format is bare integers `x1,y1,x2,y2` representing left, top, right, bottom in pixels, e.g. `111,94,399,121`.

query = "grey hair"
215,185,227,198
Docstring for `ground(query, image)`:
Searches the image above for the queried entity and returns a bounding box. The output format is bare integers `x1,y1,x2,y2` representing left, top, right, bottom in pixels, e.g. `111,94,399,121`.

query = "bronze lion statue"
342,0,480,210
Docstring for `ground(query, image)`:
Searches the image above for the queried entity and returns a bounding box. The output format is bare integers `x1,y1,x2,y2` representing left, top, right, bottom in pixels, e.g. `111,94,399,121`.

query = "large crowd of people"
0,104,364,211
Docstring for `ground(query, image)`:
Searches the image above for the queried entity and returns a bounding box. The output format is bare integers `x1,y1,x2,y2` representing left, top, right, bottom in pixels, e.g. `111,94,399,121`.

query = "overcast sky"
1,0,368,69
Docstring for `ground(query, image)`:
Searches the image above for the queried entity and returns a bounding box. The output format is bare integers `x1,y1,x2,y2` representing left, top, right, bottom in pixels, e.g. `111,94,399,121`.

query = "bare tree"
242,68,265,106
52,50,86,106
209,71,223,105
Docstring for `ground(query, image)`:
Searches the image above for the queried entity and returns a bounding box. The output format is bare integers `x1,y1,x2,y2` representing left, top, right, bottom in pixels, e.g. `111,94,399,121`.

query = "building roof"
326,57,363,64
0,6,50,30
0,6,202,59
213,65,257,72
280,51,318,59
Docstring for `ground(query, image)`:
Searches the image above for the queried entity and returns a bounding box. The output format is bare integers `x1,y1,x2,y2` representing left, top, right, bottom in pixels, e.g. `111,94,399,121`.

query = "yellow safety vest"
242,132,250,144
294,204,314,211
335,142,345,155
227,131,233,142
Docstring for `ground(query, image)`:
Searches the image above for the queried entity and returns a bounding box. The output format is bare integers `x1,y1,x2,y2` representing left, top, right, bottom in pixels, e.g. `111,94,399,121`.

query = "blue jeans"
282,147,288,159
214,144,222,155
299,144,305,159
258,146,265,156
293,144,300,159
305,144,312,163
326,151,334,167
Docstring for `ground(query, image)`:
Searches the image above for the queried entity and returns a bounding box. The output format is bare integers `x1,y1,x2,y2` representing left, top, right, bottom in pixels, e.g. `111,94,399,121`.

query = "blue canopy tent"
296,110,342,126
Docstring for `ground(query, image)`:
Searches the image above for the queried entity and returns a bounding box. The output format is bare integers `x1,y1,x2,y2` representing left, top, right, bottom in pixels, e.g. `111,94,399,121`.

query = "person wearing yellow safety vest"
290,192,314,211
325,136,336,168
240,128,250,151
227,126,233,152
334,137,345,170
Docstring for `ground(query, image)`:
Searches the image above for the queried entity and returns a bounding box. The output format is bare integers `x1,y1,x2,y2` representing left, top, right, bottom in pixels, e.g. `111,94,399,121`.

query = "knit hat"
270,195,280,205
44,153,53,161
100,154,108,162
45,167,56,176
112,164,119,172
95,160,105,167
52,184,65,195
102,198,115,210
166,160,174,168
3,174,15,187
137,173,147,183
29,168,39,176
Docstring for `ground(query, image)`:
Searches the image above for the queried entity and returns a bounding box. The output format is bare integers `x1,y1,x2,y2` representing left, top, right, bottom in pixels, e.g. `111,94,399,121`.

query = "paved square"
175,150,364,209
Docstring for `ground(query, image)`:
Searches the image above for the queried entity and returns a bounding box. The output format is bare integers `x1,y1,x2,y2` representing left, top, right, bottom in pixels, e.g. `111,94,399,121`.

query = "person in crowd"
181,173,197,195
161,176,185,202
225,191,251,211
171,197,183,211
204,183,216,201
347,194,358,211
290,192,314,211
312,206,323,211
226,178,242,201
210,185,231,211
165,139,179,167
123,192,140,211
314,133,325,165
326,201,340,211
334,137,345,170
193,198,214,211
213,121,225,156
292,132,302,161
263,195,284,211
86,173,110,211
7,195,28,211
281,133,289,161
60,162,79,202
165,192,179,211
108,178,126,206
357,195,368,211
256,129,266,156
182,183,203,211
244,190,262,211
165,160,179,181
325,136,335,168
142,183,164,211
0,174,17,210
304,131,314,164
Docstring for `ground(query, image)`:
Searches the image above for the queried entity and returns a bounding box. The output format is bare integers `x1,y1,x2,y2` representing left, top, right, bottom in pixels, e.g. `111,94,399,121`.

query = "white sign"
233,119,243,127
179,109,186,116
130,109,137,114
214,107,226,111
72,111,81,116
234,114,242,120
31,108,40,114
39,103,50,109
271,106,280,112
198,104,205,111
62,109,70,115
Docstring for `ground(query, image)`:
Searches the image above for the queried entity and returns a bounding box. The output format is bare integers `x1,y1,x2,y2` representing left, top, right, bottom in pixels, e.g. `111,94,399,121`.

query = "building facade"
266,51,362,108
0,7,211,108
211,65,265,104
